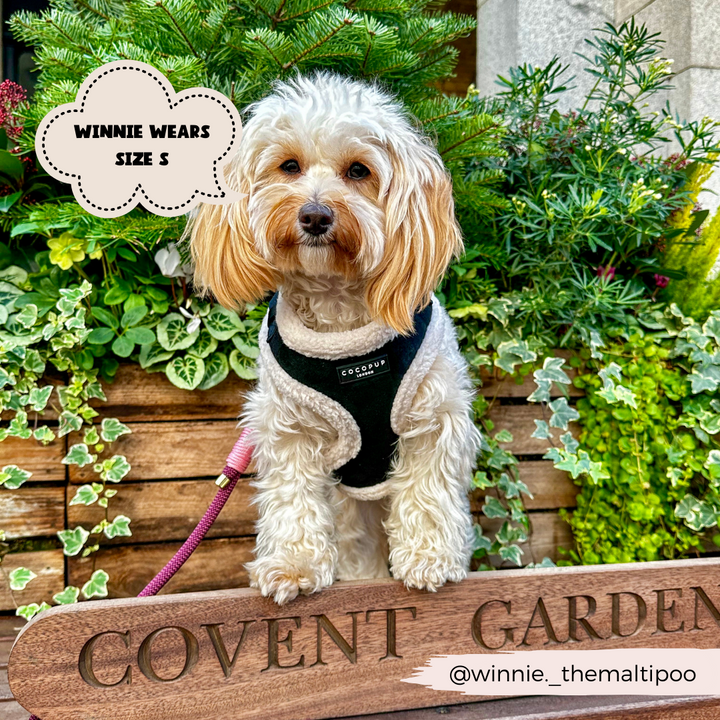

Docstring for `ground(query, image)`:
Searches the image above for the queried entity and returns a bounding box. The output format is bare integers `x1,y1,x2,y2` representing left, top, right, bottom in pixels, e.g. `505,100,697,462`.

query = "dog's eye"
280,159,301,174
346,162,370,180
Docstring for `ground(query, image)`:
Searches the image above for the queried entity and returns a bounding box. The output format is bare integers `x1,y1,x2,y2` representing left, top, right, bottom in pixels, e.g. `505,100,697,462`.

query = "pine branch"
280,0,337,25
247,33,285,67
72,0,112,22
283,16,354,69
440,123,502,158
154,1,201,58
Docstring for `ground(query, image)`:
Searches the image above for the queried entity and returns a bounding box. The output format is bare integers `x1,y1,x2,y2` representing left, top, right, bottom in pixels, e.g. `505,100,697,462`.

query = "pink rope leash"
28,428,254,720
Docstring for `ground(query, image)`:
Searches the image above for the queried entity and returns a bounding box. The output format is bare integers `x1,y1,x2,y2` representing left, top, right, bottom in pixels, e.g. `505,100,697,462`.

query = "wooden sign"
10,559,720,720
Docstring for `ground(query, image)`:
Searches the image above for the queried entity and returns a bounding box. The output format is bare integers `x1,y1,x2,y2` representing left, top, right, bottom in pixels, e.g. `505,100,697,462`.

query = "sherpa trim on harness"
258,292,445,500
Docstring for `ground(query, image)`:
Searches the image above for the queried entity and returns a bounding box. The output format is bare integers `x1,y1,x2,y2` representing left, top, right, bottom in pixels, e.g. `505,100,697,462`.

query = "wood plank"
0,487,65,539
70,408,577,484
0,550,65,612
67,478,257,544
69,420,242,483
65,512,567,597
95,364,252,422
486,404,579,455
91,358,584,419
68,466,573,549
67,537,254,598
10,559,720,720
0,436,66,481
471,461,578,511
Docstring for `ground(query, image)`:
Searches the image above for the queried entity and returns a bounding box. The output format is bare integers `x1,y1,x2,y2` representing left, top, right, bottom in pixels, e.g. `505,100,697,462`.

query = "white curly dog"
190,73,480,605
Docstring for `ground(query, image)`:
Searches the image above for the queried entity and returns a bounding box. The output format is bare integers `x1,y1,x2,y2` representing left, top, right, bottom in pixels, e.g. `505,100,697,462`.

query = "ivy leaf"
482,496,508,519
16,303,38,329
676,494,718,531
102,455,131,483
81,569,109,599
527,557,556,569
548,397,580,430
63,443,96,467
34,426,55,444
472,471,494,490
8,567,37,591
23,349,46,374
494,429,513,444
0,465,32,489
53,586,80,605
57,526,90,556
527,378,552,403
498,544,523,566
0,366,15,389
703,314,720,344
104,515,132,539
101,418,131,443
16,602,51,621
157,313,200,351
690,365,720,394
58,410,82,437
531,420,552,440
204,305,245,341
166,355,205,390
84,426,100,445
560,431,579,453
198,352,229,390
69,484,99,506
535,356,571,385
28,385,53,412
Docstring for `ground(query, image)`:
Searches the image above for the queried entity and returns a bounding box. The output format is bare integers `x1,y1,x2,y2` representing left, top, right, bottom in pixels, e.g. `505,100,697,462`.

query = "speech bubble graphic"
36,60,241,218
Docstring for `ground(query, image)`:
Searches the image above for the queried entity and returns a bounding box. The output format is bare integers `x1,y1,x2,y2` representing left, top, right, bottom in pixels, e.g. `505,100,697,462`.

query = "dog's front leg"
244,391,337,605
385,354,480,591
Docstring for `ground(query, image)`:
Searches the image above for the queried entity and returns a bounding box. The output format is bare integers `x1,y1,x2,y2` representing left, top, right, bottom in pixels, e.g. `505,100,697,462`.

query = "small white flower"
618,148,627,155
653,193,662,199
154,243,194,279
585,145,592,152
178,305,201,333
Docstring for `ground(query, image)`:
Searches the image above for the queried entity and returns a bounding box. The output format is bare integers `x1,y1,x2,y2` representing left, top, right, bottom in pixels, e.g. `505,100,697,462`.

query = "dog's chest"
263,293,435,491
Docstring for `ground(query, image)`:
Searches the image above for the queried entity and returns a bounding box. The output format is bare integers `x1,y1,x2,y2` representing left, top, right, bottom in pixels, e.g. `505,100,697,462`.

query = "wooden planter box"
0,364,579,610
6,366,720,720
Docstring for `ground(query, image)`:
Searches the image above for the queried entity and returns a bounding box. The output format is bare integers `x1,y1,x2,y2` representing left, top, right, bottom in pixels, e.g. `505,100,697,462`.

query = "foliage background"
2,3,720,614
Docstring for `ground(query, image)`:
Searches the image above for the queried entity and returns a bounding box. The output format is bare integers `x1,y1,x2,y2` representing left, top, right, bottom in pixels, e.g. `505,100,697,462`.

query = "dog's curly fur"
190,73,481,605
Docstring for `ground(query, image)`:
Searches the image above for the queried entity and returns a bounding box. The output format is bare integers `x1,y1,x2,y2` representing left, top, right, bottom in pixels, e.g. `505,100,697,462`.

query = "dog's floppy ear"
189,169,277,308
365,132,463,335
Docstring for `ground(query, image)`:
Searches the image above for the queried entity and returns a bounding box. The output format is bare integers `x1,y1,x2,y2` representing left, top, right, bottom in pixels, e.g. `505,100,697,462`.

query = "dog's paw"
390,547,468,592
247,554,335,605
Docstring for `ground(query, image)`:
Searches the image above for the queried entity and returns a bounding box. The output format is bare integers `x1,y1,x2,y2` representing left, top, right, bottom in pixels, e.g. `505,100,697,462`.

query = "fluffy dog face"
191,73,462,334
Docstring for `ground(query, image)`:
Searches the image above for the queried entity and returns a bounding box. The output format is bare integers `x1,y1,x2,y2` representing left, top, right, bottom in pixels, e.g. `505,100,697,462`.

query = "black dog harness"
265,293,433,490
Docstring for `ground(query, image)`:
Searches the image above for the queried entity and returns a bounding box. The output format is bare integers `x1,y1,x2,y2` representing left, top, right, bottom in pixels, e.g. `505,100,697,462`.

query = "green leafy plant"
0,268,132,619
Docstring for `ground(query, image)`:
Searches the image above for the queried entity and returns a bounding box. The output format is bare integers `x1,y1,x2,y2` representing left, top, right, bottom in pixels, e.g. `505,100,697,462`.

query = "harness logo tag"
337,355,390,384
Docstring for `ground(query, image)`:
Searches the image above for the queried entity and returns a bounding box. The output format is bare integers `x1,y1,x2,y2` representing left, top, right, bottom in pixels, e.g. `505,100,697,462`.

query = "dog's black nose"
299,203,333,236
